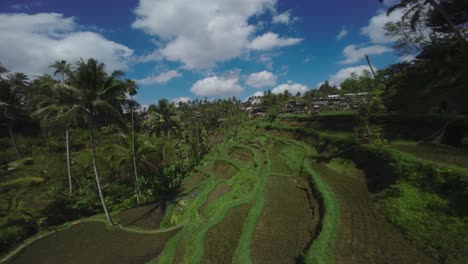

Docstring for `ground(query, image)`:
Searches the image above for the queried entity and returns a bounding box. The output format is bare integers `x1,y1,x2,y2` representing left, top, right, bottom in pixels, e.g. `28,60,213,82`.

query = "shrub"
0,217,38,256
22,158,34,166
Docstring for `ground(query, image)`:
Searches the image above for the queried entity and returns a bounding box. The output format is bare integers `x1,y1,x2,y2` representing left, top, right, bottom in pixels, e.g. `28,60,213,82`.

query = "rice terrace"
0,0,467,263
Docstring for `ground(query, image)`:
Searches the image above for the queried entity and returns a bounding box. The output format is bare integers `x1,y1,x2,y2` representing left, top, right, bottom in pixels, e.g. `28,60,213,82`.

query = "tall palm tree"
144,99,178,168
124,79,142,202
0,71,29,160
49,60,71,83
32,77,84,195
66,58,126,225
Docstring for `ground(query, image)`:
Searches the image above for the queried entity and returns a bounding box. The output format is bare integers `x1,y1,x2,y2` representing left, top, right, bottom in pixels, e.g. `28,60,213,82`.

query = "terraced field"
3,126,440,264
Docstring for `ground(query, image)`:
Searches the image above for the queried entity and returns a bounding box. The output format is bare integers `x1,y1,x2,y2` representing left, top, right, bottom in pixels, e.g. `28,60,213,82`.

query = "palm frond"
92,99,123,121
387,2,410,15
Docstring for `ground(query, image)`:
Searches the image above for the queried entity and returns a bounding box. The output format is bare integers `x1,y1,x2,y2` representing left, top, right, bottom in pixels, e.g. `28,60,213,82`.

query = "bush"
0,218,38,256
22,158,34,166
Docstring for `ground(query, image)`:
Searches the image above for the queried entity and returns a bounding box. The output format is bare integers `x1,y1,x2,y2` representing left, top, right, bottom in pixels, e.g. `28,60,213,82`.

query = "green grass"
390,140,468,170
376,183,468,262
318,110,356,116
0,177,44,188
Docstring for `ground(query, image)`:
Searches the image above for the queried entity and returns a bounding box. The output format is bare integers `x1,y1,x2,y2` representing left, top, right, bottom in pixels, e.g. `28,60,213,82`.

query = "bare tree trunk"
90,120,114,225
130,96,141,203
66,126,72,195
365,54,377,78
8,126,20,160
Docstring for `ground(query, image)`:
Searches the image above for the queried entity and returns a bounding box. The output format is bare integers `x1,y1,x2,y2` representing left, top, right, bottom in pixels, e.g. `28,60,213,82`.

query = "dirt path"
312,162,437,264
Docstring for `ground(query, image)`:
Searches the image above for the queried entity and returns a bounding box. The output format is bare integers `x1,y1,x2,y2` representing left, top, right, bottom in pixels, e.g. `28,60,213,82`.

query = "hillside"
4,115,465,263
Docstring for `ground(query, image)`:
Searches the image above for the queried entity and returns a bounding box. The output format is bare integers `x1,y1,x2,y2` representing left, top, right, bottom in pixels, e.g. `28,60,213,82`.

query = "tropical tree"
382,0,467,41
49,60,71,83
32,76,83,195
106,133,161,202
65,58,126,225
155,99,178,137
0,69,30,160
144,99,178,168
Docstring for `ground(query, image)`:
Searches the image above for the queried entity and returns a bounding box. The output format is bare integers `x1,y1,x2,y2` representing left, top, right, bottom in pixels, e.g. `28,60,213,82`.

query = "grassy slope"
269,115,468,263
153,126,336,264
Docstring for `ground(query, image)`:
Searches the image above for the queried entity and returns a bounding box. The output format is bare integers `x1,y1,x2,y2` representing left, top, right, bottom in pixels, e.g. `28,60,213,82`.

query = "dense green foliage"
0,58,247,256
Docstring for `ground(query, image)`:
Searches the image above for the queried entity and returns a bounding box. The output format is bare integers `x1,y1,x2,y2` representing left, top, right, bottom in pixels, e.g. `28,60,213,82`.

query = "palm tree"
66,58,126,225
0,71,29,160
107,134,159,195
49,60,71,83
32,77,84,195
144,99,178,168
382,0,466,40
124,79,142,202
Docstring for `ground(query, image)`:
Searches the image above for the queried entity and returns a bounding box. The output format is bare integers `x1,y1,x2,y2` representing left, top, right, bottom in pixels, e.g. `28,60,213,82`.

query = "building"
286,100,307,114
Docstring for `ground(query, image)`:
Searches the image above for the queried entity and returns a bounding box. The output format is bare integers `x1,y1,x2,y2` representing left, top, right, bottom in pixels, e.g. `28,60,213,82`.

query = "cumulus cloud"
0,13,133,75
340,44,391,64
135,70,181,85
271,82,309,95
251,91,265,97
132,0,291,69
361,9,404,44
336,26,349,40
329,65,373,87
191,76,243,97
272,10,298,24
0,13,133,76
249,32,302,51
246,71,277,88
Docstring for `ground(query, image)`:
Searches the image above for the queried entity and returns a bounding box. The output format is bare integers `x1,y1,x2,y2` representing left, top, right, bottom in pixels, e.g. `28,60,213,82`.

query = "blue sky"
0,0,406,106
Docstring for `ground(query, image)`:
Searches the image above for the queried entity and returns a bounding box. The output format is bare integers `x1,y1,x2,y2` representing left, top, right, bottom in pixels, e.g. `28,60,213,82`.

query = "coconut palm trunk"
65,126,73,194
162,134,166,169
130,96,141,202
8,126,20,160
90,117,114,225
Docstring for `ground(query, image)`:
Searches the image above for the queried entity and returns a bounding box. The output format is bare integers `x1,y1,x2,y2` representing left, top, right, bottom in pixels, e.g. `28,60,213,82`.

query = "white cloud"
329,65,374,87
340,44,391,64
191,76,243,97
244,90,265,102
399,54,415,62
252,91,265,97
272,10,298,25
271,82,309,95
132,0,285,69
257,53,279,70
0,13,133,76
246,71,277,88
249,32,302,51
135,70,181,85
361,9,404,44
336,26,349,40
171,97,192,105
